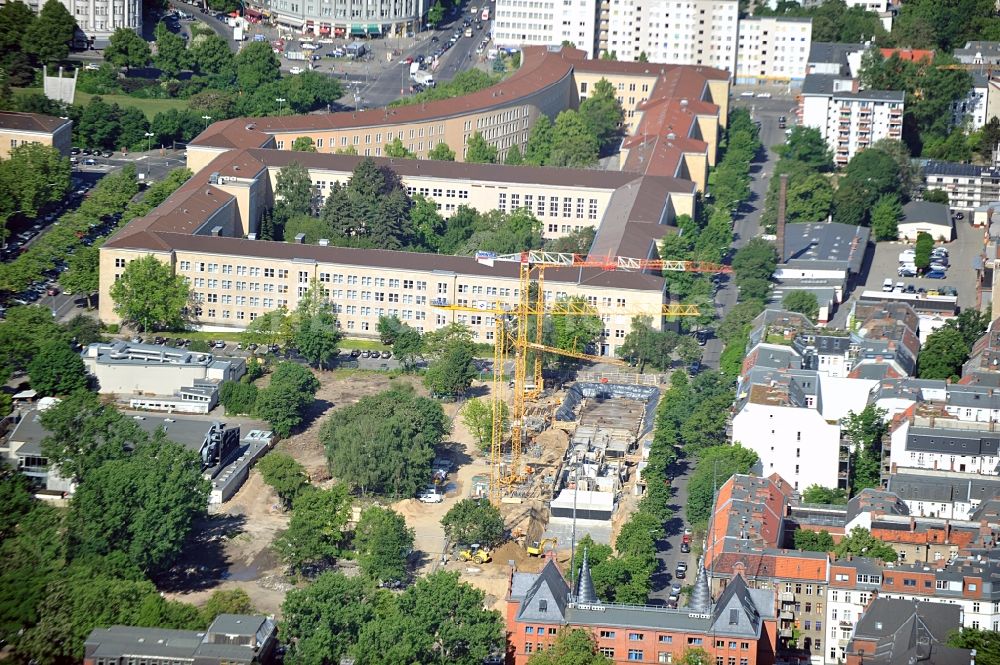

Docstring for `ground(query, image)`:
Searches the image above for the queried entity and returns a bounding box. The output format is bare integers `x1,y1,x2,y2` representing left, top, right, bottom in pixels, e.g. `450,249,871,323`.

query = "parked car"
680,541,691,553
882,278,894,292
289,66,303,74
898,266,917,277
925,270,947,279
675,562,688,579
381,350,392,359
350,349,361,357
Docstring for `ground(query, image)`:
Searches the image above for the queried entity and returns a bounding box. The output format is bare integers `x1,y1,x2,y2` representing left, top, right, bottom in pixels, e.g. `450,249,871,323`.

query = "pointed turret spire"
576,547,599,604
688,563,712,613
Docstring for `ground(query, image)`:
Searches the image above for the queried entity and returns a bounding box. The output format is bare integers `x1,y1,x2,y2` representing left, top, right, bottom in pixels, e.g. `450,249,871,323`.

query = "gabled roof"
709,574,765,638
0,111,72,134
513,559,570,623
848,599,968,665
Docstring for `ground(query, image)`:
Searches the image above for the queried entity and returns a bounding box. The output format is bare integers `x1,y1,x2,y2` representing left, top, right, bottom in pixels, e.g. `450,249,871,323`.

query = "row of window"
497,193,599,220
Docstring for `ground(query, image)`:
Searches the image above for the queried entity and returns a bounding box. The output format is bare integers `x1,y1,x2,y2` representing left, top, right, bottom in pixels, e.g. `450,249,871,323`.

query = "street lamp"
201,115,212,130
144,132,155,176
276,97,286,114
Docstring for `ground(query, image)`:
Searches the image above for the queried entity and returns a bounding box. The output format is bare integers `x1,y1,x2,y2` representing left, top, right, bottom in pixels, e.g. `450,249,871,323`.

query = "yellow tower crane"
436,251,731,504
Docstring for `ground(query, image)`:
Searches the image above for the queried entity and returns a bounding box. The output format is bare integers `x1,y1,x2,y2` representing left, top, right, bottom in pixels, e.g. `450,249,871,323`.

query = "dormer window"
539,599,548,612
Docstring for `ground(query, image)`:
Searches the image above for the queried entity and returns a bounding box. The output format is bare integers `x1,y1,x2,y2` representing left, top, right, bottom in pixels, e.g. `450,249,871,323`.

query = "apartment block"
736,17,812,86
845,599,971,665
887,411,1000,477
602,0,739,72
798,74,904,165
731,367,875,490
493,0,600,57
923,160,1000,212
0,111,72,159
248,0,423,39
952,72,992,130
702,474,830,659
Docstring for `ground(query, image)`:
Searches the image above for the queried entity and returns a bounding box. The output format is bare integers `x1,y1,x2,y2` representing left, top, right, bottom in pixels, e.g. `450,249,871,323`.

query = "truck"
409,61,420,79
285,50,306,61
413,70,435,86
481,7,489,20
233,25,245,41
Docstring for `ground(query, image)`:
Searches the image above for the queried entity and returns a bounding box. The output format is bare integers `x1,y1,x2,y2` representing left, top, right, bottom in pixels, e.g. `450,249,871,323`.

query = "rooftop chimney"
294,233,306,244
777,174,789,262
210,226,223,237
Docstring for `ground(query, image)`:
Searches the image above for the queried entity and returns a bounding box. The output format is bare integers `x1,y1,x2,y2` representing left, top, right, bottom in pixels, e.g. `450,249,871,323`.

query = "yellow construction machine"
526,538,557,557
458,544,492,564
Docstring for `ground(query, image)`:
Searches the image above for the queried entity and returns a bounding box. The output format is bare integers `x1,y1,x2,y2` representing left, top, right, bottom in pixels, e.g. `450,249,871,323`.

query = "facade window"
627,650,644,662
600,630,616,638
599,647,615,658
629,633,644,641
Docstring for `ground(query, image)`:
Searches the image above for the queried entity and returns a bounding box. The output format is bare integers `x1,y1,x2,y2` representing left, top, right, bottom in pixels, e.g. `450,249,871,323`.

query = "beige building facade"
0,111,72,159
101,47,729,353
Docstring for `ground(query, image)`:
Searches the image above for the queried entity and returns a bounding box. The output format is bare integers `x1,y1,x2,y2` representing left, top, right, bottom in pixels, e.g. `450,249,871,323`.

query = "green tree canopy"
834,526,898,561
428,142,456,161
686,444,759,526
109,255,191,332
525,114,554,165
291,136,317,152
154,21,189,78
68,438,210,573
104,28,151,70
441,498,505,547
274,484,352,572
28,338,88,396
579,78,624,153
466,132,498,164
424,338,477,396
354,506,414,583
321,385,446,497
775,126,833,171
528,628,612,665
548,109,600,167
254,361,320,437
782,290,819,322
871,194,903,241
793,529,836,552
802,485,848,504
234,40,281,90
23,0,76,66
256,451,309,509
617,316,678,372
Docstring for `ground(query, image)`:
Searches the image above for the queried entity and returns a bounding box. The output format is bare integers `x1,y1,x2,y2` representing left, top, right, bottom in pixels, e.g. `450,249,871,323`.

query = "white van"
898,250,915,263
882,278,894,292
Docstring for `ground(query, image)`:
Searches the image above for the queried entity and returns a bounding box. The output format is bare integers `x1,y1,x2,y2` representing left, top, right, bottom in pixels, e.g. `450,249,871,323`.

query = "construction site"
503,379,661,551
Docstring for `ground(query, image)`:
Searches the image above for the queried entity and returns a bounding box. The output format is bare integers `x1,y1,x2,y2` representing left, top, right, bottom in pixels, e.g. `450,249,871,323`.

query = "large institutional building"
98,46,729,355
0,111,72,159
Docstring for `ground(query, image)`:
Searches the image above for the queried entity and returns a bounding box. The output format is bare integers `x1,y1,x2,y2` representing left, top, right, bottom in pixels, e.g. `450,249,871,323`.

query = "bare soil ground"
164,370,424,617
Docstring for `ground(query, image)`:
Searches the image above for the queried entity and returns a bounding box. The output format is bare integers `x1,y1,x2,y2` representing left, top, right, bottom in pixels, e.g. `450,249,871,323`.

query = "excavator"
526,538,557,557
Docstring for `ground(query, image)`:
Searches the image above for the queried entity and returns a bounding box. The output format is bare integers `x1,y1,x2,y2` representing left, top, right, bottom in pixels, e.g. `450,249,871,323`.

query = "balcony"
780,610,795,620
779,629,794,639
780,592,795,603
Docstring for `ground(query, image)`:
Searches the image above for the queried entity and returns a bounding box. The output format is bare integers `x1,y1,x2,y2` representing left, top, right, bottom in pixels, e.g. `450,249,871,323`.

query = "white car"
740,91,754,98
289,66,303,74
300,42,320,50
84,62,101,71
418,490,443,503
755,92,772,98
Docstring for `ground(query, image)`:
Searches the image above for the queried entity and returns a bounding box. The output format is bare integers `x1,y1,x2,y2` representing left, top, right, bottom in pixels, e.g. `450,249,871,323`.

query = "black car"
680,541,691,553
431,35,439,42
350,349,362,357
71,147,81,155
695,330,709,346
674,566,686,580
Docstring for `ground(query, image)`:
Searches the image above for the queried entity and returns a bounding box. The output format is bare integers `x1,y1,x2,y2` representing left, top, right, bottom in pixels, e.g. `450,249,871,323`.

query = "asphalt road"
351,16,491,109
648,460,696,604
701,93,792,369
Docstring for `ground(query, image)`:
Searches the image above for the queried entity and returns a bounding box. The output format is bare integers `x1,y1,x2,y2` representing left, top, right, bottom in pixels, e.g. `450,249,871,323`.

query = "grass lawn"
13,87,188,119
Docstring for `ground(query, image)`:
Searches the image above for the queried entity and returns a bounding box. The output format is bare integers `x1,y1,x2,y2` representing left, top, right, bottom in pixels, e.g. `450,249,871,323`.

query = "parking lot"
854,217,981,313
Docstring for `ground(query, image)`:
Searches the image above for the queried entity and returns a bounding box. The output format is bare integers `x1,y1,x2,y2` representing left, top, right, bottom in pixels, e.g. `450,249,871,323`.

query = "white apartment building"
887,416,1000,477
798,73,904,166
952,72,992,130
736,16,812,85
603,0,738,71
493,0,599,57
731,368,876,491
924,160,1000,212
10,0,142,47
